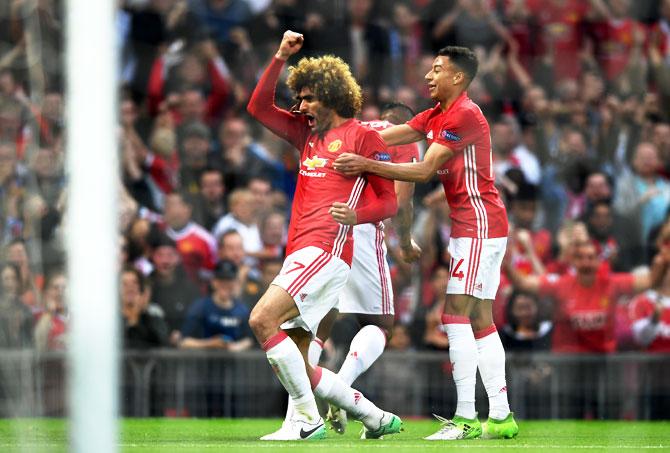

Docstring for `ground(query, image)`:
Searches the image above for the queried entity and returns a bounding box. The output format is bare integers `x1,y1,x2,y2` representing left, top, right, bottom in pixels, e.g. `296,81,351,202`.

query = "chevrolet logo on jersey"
303,156,328,170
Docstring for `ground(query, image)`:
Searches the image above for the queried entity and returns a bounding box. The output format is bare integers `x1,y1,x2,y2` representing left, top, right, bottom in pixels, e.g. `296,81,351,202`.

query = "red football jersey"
357,120,420,224
166,222,217,284
590,19,644,81
629,291,670,353
526,0,590,80
407,93,508,239
248,58,395,266
539,272,634,353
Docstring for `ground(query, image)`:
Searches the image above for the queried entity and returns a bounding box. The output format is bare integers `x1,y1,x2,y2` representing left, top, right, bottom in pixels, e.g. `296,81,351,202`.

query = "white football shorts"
446,237,507,300
337,223,394,315
273,246,349,333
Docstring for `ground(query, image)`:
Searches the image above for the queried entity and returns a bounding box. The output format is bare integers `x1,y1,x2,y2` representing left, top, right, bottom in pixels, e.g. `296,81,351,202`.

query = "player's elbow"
246,100,257,117
417,170,434,183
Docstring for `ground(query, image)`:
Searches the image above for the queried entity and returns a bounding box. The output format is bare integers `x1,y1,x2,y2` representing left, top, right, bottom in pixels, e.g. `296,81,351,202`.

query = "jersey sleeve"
357,129,387,158
433,107,480,149
390,142,420,164
247,57,310,151
406,108,432,134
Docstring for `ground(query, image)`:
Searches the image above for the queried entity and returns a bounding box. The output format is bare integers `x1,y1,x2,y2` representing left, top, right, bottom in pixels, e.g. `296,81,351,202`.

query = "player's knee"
249,308,271,338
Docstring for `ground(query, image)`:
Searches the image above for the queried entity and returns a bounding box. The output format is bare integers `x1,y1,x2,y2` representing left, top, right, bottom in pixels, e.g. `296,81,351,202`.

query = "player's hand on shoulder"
329,202,357,225
400,238,422,263
334,153,368,176
276,30,304,60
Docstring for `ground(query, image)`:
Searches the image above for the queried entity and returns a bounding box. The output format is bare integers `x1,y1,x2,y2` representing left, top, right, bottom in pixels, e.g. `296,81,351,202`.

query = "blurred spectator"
0,141,26,244
257,210,286,260
147,234,201,343
507,180,552,273
588,0,647,86
432,0,511,53
212,189,262,257
0,262,32,348
614,142,670,265
507,241,656,353
163,192,218,289
217,229,259,294
583,200,621,271
33,270,67,352
500,290,552,351
147,39,232,125
178,121,213,196
492,117,541,185
126,218,156,276
3,239,39,307
178,260,253,351
120,267,169,349
188,0,253,45
189,168,227,231
629,222,670,352
209,117,278,192
240,256,282,308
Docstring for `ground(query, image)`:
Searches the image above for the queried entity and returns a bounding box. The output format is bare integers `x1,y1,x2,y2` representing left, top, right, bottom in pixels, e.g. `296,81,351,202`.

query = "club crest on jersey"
328,139,342,152
441,130,461,141
374,152,391,161
303,156,328,170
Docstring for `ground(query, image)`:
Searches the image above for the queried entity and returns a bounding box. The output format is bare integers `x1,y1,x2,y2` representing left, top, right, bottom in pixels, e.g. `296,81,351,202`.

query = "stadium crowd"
0,0,669,360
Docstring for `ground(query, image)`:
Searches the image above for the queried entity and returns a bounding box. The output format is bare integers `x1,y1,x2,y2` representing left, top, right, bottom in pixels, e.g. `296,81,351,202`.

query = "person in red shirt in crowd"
629,222,670,353
335,45,517,439
582,200,621,271
628,220,670,419
246,31,401,441
162,192,217,292
506,241,666,353
587,0,647,83
525,0,593,82
33,270,67,351
649,0,670,62
495,178,551,326
147,39,231,126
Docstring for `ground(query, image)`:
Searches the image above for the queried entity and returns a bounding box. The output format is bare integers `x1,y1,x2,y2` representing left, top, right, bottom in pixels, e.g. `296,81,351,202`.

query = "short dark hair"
380,102,415,124
437,46,479,84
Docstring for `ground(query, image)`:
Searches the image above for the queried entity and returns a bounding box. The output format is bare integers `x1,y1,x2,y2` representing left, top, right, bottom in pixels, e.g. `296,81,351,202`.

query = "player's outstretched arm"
334,141,453,183
379,124,425,146
247,30,306,147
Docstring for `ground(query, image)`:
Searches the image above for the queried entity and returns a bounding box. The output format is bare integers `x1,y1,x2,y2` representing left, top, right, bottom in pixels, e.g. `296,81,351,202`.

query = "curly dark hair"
286,55,363,118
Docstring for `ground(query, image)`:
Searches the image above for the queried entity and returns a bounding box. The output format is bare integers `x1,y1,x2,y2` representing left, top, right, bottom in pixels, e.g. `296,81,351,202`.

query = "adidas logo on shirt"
427,130,434,139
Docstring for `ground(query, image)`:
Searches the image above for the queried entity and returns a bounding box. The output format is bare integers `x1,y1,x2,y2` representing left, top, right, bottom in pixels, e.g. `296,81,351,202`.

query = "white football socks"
443,314,478,420
285,337,325,421
312,366,384,429
475,324,511,420
263,331,320,423
308,337,324,367
338,325,387,385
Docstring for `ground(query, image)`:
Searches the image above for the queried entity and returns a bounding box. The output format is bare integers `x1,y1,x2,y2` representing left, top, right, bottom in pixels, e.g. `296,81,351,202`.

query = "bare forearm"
380,125,424,146
366,159,434,183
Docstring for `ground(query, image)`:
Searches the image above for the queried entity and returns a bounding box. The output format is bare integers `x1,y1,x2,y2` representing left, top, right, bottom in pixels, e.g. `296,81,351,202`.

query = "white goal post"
66,1,119,452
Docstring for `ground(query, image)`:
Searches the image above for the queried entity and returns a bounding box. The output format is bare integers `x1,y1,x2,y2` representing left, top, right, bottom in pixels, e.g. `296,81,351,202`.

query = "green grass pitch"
0,418,669,452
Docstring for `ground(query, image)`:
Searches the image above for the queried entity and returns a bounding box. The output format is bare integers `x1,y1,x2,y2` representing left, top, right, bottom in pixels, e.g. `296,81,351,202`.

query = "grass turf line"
0,419,668,452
